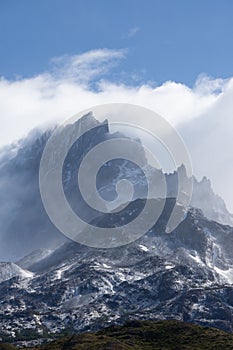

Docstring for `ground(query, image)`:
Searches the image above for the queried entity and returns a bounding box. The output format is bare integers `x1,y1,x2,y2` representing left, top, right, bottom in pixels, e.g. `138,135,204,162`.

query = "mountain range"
0,113,233,344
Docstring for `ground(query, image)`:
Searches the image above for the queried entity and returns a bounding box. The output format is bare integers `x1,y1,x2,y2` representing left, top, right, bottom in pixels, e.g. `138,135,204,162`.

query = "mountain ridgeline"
0,112,232,260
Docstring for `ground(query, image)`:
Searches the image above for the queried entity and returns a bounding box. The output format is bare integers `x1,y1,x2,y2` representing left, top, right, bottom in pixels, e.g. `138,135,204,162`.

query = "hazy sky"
0,1,233,211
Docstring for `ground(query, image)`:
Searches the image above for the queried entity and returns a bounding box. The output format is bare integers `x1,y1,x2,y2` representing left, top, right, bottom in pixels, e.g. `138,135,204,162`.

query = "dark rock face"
0,199,232,339
0,113,152,260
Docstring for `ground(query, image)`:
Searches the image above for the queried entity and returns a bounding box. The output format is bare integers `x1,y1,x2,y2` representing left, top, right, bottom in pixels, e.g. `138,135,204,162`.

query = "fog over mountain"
0,113,232,261
0,50,233,213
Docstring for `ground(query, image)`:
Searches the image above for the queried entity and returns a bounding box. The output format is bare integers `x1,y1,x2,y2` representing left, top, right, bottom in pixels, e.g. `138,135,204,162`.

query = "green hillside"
2,320,233,349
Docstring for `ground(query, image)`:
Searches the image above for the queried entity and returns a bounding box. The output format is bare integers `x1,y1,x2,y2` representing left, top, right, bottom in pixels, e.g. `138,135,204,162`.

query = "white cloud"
50,48,127,83
0,49,233,211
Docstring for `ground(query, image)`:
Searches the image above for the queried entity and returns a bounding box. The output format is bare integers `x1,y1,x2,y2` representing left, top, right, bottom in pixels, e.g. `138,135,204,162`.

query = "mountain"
4,320,233,349
192,176,233,226
0,112,232,260
0,112,233,342
0,198,232,341
0,262,33,283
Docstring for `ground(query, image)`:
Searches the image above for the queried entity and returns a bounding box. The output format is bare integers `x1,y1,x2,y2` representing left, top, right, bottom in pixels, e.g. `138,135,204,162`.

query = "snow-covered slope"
0,199,233,339
0,262,33,283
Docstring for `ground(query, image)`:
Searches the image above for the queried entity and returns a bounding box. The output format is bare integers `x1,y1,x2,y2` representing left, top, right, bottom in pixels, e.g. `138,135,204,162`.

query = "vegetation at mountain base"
2,320,233,349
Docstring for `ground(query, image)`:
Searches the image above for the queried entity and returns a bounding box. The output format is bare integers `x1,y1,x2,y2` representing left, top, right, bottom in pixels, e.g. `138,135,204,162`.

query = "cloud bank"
0,48,233,211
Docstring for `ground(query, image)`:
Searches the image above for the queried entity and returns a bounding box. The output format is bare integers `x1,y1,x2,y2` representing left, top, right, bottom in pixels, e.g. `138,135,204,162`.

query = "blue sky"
0,0,232,85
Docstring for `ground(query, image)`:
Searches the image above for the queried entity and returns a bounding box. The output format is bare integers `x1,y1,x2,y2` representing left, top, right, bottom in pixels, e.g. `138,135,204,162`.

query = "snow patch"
0,262,34,283
214,267,233,284
165,264,175,270
138,244,149,252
